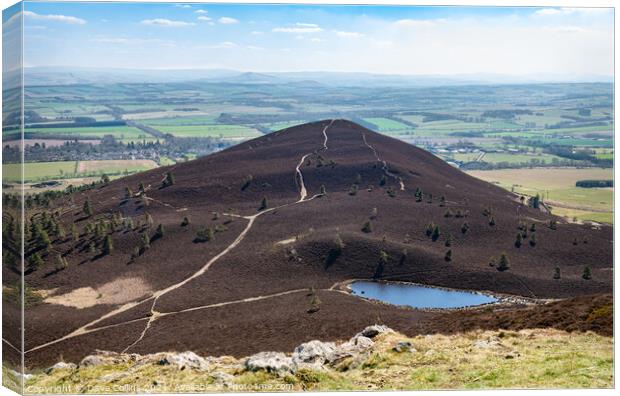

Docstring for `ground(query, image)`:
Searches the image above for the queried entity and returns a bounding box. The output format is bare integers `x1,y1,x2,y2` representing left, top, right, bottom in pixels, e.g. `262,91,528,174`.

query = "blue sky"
18,2,614,76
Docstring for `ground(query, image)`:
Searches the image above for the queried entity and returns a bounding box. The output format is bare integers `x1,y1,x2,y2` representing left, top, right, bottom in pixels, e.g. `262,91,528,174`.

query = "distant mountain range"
22,66,613,87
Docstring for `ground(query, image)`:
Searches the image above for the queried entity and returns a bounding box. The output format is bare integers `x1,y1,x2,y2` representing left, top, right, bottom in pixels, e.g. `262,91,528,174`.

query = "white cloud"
250,30,264,35
246,45,264,51
218,17,239,24
204,41,237,49
273,22,322,34
175,4,191,8
534,8,611,17
195,9,208,14
23,11,86,25
141,18,195,27
91,37,174,46
393,19,442,28
309,37,323,42
197,16,212,22
334,30,365,38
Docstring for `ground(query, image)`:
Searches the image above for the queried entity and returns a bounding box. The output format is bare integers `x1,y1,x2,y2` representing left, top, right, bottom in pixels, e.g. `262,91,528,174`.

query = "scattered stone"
472,337,502,349
292,340,337,370
211,371,234,388
393,341,415,353
162,351,209,371
245,351,294,375
45,362,77,374
357,325,393,339
505,351,520,359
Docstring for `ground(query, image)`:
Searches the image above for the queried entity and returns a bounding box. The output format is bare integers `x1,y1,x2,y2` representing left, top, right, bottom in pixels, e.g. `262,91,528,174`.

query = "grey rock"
358,325,393,339
212,371,235,388
245,351,294,374
473,337,502,349
45,362,77,374
292,340,337,370
393,341,415,353
163,351,209,371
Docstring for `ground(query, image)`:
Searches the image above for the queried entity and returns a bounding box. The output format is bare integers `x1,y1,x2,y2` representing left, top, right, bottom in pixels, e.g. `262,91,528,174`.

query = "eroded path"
26,120,336,355
361,132,405,190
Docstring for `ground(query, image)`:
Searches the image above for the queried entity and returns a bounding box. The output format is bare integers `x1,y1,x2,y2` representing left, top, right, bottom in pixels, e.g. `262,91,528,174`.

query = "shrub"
241,175,253,191
181,217,190,227
348,184,358,196
162,171,175,188
154,224,165,239
415,187,423,202
489,216,496,226
426,222,435,237
71,223,79,241
124,187,133,200
529,233,537,246
55,254,68,271
553,267,561,280
445,234,452,247
27,253,43,273
140,232,150,251
259,197,269,211
103,235,114,255
319,185,327,195
195,227,214,243
83,200,93,217
444,209,453,218
138,182,146,195
354,173,362,185
370,207,378,219
399,249,408,265
431,225,441,242
444,249,452,262
362,221,373,233
497,253,510,271
549,220,557,230
439,196,446,207
582,266,592,280
386,187,396,198
515,233,523,248
461,222,469,234
530,223,536,232
379,175,387,186
101,174,110,184
572,237,578,246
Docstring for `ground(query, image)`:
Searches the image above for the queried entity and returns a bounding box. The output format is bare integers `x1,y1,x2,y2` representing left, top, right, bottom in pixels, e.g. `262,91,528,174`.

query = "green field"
468,167,613,223
150,125,261,139
364,117,410,131
3,160,158,183
23,126,150,140
140,116,219,126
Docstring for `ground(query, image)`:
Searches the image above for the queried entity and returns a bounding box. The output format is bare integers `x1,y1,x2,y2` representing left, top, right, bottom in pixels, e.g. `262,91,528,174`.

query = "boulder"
357,325,393,339
160,351,209,371
292,340,337,370
211,371,235,388
245,352,294,374
79,350,134,367
393,341,415,353
45,362,77,374
472,337,502,349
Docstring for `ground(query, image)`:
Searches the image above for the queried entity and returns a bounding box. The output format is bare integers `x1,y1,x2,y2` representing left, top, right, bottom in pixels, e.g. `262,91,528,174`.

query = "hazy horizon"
13,3,614,78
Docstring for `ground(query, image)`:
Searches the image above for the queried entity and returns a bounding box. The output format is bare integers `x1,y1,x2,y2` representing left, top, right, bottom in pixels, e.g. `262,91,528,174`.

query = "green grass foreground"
17,328,613,393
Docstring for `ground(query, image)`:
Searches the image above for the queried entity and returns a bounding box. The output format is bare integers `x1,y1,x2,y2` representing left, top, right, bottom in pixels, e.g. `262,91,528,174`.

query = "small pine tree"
124,186,133,200
181,217,190,227
131,246,140,260
497,253,510,271
572,237,578,246
379,175,387,186
529,233,537,247
103,235,114,255
431,225,441,241
88,241,96,254
259,196,268,211
83,200,93,217
125,218,134,231
549,220,557,230
319,184,327,195
348,184,358,196
362,221,373,233
399,249,408,265
444,249,452,262
154,224,165,239
55,254,68,271
426,222,435,237
515,233,523,248
415,187,423,202
553,267,561,280
101,174,110,184
144,213,154,228
57,223,66,239
138,182,146,195
439,196,446,207
163,171,175,187
354,173,362,185
71,223,79,241
582,266,592,280
489,216,496,226
445,234,452,247
461,222,470,234
530,223,537,232
141,232,151,251
28,253,44,273
444,209,453,218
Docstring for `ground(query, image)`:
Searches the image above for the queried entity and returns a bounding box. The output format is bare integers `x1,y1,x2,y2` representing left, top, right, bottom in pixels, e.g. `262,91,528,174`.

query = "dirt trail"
361,132,405,191
26,120,336,355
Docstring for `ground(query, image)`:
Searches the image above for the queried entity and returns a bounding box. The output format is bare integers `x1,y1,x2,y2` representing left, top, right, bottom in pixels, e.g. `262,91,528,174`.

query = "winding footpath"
361,132,405,191
26,120,336,356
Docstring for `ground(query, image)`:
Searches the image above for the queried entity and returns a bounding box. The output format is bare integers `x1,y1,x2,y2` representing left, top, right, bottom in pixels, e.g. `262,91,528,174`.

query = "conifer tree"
181,216,190,226
461,222,469,234
362,221,373,233
529,233,537,246
553,267,561,280
515,233,523,248
55,254,68,271
582,266,592,280
154,224,165,239
83,199,93,217
141,232,151,251
28,253,44,273
319,185,327,195
259,196,268,210
103,235,114,255
497,253,510,271
444,249,452,262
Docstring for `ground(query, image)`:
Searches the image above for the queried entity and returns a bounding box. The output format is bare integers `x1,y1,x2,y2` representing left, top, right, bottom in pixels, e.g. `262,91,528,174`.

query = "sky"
14,2,615,77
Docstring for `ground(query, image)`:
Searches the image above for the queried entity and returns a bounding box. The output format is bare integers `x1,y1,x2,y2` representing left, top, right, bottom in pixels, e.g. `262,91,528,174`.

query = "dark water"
350,281,497,309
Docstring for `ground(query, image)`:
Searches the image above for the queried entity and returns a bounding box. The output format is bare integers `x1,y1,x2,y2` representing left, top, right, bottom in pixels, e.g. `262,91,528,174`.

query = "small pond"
350,281,498,309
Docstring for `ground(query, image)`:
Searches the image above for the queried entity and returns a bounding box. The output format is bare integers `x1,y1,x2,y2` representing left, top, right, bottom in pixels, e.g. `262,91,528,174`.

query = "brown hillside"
3,120,612,368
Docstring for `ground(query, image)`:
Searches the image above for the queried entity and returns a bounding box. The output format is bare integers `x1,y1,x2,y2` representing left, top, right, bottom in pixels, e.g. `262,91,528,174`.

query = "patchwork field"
23,126,149,140
2,160,158,183
143,124,261,139
467,168,613,223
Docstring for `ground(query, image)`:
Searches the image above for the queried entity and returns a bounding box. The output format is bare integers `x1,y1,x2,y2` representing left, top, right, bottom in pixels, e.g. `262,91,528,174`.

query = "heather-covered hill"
3,120,612,368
